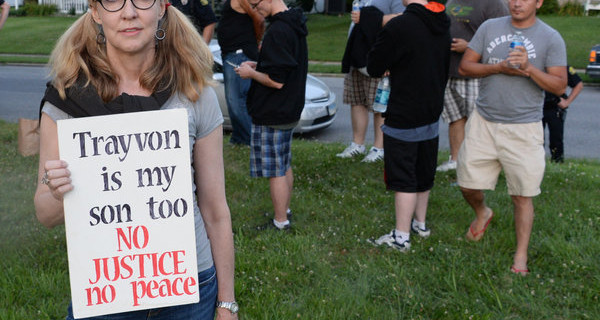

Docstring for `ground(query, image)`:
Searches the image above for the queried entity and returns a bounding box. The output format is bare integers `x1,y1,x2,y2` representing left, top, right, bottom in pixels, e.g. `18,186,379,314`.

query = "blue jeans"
222,51,253,145
66,266,218,320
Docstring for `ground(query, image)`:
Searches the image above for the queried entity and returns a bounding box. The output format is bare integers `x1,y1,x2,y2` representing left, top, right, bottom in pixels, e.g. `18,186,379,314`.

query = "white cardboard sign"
57,109,199,319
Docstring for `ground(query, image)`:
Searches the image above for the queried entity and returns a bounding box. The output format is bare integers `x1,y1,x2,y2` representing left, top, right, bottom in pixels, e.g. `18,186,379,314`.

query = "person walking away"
457,0,567,275
338,0,405,162
542,65,583,163
366,0,451,251
236,0,308,230
33,1,238,318
436,0,508,172
217,0,265,145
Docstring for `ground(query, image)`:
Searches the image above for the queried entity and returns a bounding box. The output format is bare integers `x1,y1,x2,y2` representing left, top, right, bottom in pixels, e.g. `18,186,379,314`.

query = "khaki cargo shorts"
457,109,545,197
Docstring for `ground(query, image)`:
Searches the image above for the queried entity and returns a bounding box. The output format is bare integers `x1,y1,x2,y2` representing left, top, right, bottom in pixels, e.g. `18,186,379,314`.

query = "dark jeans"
222,51,253,145
542,107,567,163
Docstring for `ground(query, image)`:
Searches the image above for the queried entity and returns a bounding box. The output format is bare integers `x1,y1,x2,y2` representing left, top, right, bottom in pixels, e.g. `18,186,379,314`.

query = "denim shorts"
65,266,218,320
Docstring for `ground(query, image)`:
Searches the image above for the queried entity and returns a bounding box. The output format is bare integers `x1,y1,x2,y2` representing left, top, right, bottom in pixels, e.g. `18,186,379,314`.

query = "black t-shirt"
171,0,217,32
216,0,259,60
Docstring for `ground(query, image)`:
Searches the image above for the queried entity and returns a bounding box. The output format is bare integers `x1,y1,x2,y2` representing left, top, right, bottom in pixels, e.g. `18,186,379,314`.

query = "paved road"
1,65,599,160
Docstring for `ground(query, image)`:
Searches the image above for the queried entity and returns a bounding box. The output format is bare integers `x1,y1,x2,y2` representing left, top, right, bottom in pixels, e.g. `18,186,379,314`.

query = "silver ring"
41,171,49,185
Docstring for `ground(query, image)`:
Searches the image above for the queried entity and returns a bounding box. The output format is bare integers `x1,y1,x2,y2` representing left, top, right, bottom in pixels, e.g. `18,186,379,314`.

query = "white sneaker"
368,230,411,252
361,147,384,163
336,142,366,158
411,219,431,238
436,156,457,172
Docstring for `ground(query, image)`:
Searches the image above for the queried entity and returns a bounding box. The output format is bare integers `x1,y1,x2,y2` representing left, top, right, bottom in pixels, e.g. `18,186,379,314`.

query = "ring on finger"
41,171,50,185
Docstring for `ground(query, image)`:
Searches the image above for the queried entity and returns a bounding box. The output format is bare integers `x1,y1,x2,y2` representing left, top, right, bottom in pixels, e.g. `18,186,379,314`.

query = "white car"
209,42,337,133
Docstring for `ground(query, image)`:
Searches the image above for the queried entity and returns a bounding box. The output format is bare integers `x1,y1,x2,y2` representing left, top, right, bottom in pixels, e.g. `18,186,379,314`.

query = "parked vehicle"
586,44,600,79
209,41,337,133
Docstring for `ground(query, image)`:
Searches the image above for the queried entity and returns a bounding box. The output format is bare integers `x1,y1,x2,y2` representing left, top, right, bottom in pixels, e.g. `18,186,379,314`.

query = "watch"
216,301,239,314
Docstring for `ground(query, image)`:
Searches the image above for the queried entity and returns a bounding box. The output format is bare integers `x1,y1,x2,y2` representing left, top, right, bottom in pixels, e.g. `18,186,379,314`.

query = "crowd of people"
31,0,577,317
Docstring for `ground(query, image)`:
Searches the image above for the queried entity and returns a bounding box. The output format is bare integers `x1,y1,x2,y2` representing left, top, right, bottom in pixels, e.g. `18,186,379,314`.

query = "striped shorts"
250,124,293,178
343,67,380,110
442,77,480,123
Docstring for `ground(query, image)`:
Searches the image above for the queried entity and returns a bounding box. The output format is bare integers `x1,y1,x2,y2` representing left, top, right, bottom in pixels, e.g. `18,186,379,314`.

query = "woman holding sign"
33,0,238,319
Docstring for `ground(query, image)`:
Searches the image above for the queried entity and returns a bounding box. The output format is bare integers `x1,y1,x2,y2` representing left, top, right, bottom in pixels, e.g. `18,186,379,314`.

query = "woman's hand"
41,159,73,201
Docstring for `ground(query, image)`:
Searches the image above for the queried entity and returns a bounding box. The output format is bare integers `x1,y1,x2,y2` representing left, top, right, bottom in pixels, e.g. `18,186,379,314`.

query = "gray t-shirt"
42,86,224,273
349,0,405,34
446,0,509,77
468,16,566,123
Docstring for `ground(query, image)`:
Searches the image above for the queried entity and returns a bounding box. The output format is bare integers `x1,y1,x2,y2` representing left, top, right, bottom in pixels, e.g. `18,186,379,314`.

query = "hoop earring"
155,28,166,41
96,25,106,45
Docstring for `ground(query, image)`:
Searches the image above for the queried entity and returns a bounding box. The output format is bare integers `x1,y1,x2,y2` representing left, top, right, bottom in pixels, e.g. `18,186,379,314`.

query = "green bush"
560,1,584,16
9,7,27,16
538,0,560,15
22,3,57,16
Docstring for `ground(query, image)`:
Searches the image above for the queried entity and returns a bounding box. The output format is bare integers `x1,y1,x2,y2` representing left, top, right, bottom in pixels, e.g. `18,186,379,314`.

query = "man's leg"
460,187,493,233
373,112,384,150
270,168,293,223
448,117,467,161
547,108,566,162
394,192,417,233
413,190,430,224
511,195,534,271
351,104,369,145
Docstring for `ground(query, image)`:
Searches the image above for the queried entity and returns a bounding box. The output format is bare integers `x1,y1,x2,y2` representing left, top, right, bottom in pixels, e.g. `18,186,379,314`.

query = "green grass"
2,14,599,71
2,119,600,319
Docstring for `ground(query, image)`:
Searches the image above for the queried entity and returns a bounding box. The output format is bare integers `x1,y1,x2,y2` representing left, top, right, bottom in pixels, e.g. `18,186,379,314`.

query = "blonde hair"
48,1,214,103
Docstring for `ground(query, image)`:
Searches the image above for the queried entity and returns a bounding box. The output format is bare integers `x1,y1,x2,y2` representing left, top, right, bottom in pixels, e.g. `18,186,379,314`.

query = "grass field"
1,14,599,72
1,119,599,319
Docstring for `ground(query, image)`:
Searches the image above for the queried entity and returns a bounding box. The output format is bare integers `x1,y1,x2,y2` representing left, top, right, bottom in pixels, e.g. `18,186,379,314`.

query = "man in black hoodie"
366,0,450,252
236,0,308,230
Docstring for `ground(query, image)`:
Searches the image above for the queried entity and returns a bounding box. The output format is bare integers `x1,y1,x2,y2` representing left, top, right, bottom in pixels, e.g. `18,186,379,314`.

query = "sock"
412,219,426,231
286,208,292,215
273,219,290,229
394,230,410,243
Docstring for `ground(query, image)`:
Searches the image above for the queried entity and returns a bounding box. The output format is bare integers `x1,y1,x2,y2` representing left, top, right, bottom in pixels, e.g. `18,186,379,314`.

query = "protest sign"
57,109,199,318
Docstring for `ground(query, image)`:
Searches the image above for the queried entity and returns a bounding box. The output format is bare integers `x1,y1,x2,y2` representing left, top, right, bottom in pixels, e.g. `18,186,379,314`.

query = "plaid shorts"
442,77,480,123
343,67,380,110
250,124,293,178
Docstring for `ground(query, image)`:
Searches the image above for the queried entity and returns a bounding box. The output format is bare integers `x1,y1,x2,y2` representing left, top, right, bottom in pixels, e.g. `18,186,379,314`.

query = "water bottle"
509,31,525,68
373,76,390,113
352,0,360,12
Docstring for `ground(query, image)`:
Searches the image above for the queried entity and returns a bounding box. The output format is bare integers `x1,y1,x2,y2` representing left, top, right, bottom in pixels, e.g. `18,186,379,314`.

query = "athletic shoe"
410,219,431,238
336,142,366,158
361,147,384,163
256,220,291,231
436,156,457,172
368,230,410,252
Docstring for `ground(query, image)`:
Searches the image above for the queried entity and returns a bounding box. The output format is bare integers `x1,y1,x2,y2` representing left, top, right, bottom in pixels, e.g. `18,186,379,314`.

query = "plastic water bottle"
373,77,390,113
352,0,360,12
509,31,525,68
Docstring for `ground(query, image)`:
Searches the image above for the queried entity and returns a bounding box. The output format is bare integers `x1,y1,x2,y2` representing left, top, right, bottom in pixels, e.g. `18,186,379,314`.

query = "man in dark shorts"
171,0,217,43
366,0,450,251
236,0,308,230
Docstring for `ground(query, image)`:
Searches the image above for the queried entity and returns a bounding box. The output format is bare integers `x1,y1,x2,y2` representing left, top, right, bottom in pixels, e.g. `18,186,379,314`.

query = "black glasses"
249,0,263,9
98,0,157,12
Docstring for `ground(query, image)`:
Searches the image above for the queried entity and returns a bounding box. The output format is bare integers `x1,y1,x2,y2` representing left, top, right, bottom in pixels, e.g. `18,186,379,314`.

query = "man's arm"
0,2,9,30
558,81,583,109
236,62,284,89
201,22,215,44
459,47,567,96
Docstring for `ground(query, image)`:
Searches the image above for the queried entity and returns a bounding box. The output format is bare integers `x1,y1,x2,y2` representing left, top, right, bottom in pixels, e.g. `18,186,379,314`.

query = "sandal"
510,265,530,276
465,210,494,241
